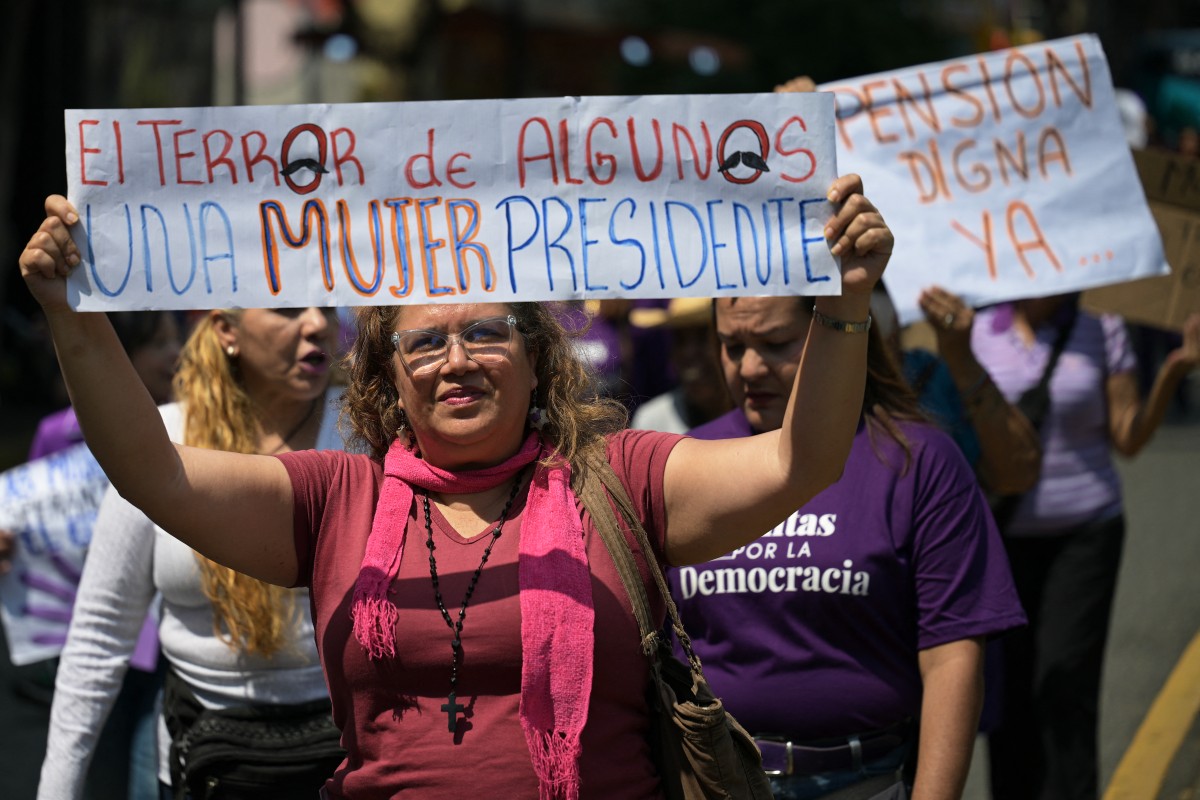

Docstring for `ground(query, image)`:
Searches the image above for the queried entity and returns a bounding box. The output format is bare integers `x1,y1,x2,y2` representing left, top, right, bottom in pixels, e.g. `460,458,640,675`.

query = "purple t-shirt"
28,407,83,461
971,307,1136,535
672,410,1025,739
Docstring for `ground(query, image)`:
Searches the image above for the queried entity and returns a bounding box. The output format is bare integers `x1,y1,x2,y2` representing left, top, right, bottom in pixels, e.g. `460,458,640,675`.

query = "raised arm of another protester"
918,286,1042,495
1108,312,1200,457
18,196,298,586
664,173,891,564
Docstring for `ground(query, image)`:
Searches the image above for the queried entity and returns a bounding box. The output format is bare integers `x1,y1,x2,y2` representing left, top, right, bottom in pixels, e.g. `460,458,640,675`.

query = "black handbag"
574,456,774,800
162,668,345,800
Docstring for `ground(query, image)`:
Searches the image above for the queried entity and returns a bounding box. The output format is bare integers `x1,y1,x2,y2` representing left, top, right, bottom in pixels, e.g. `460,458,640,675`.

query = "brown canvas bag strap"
573,454,703,671
573,458,658,652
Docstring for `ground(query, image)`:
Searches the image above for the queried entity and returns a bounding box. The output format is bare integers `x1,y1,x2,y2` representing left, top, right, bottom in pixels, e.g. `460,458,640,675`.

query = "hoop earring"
528,390,546,431
397,409,418,450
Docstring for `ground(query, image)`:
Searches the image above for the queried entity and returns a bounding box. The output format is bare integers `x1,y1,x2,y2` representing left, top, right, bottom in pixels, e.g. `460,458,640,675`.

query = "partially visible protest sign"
1082,148,1200,330
822,34,1168,323
0,444,107,666
65,93,840,311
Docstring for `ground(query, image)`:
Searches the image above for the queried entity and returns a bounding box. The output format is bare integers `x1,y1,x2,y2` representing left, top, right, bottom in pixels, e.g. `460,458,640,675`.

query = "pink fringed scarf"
351,432,595,800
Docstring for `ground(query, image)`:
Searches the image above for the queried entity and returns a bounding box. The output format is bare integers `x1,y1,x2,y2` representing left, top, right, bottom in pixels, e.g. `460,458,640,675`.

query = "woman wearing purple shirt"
920,290,1200,800
672,296,1026,800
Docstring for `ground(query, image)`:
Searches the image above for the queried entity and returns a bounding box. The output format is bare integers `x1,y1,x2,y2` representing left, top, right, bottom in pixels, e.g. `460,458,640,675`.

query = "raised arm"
918,286,1042,495
662,174,889,565
1108,312,1200,457
19,196,298,585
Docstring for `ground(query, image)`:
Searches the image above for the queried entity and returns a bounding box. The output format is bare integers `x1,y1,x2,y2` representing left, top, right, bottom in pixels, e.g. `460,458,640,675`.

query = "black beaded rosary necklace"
423,467,526,734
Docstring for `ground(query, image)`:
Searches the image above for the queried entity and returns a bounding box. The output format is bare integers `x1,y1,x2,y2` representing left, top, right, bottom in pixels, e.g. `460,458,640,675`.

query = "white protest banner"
65,93,840,311
0,443,108,666
822,34,1167,324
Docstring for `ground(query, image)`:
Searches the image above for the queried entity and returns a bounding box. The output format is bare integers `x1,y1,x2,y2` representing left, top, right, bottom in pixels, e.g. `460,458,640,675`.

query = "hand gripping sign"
822,34,1167,324
65,93,841,311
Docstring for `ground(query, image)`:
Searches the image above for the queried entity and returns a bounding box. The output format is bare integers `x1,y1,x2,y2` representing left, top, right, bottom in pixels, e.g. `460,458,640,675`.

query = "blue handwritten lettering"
706,200,736,290
85,204,133,297
199,202,237,293
495,195,538,294
664,201,707,289
542,197,576,292
579,198,608,292
768,198,793,285
336,199,384,296
609,198,646,291
385,197,415,298
797,198,832,284
732,203,762,286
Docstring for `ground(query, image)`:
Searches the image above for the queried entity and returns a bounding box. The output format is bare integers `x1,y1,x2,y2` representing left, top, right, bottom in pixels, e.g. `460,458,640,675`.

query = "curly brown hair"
343,303,628,469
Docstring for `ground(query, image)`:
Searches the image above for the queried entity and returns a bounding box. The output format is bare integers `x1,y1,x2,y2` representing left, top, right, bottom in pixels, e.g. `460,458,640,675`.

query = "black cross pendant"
442,692,465,733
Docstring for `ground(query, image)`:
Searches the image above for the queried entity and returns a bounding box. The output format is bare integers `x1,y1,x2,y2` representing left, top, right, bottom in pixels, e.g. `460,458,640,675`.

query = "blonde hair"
343,303,627,469
174,311,298,658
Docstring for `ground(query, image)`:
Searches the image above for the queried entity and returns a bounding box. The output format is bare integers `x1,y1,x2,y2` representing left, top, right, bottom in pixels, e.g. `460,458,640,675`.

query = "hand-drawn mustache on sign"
281,158,329,178
716,120,772,185
717,151,771,174
281,123,329,195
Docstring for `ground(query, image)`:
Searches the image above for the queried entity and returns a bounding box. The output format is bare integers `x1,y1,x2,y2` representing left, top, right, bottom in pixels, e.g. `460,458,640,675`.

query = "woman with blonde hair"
38,306,345,800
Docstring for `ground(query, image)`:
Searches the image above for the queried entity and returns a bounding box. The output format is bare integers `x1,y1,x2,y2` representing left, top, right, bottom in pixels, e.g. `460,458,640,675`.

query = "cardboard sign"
1081,149,1200,330
0,444,108,666
65,94,841,311
823,34,1168,324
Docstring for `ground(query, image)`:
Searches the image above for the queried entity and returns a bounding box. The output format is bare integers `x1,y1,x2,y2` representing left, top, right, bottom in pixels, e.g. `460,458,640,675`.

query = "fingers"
826,173,864,205
919,286,953,308
919,288,974,334
836,208,893,257
824,190,890,258
21,220,76,278
774,75,816,94
45,194,79,225
19,198,82,280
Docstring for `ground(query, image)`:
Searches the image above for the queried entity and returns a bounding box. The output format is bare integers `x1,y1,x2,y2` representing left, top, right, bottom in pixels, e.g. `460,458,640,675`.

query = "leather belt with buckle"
755,723,909,777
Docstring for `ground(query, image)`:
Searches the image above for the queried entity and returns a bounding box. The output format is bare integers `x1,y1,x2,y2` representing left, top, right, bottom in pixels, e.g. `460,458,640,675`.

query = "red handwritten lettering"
517,118,557,188
79,120,107,187
332,127,365,186
137,119,183,186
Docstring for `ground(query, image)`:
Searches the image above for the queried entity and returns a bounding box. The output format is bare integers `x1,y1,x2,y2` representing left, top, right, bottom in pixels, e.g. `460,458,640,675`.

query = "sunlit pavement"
964,398,1200,800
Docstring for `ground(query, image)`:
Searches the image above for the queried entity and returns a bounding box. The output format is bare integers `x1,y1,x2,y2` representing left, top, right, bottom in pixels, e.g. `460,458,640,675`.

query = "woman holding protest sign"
37,305,346,800
918,287,1200,800
672,294,1026,800
20,172,890,799
2,310,180,800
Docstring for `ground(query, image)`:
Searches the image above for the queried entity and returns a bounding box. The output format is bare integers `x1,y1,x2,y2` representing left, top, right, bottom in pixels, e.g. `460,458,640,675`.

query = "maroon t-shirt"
278,429,682,799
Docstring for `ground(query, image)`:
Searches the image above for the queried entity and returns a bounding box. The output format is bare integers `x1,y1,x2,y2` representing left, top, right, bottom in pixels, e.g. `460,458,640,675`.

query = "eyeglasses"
390,315,519,375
